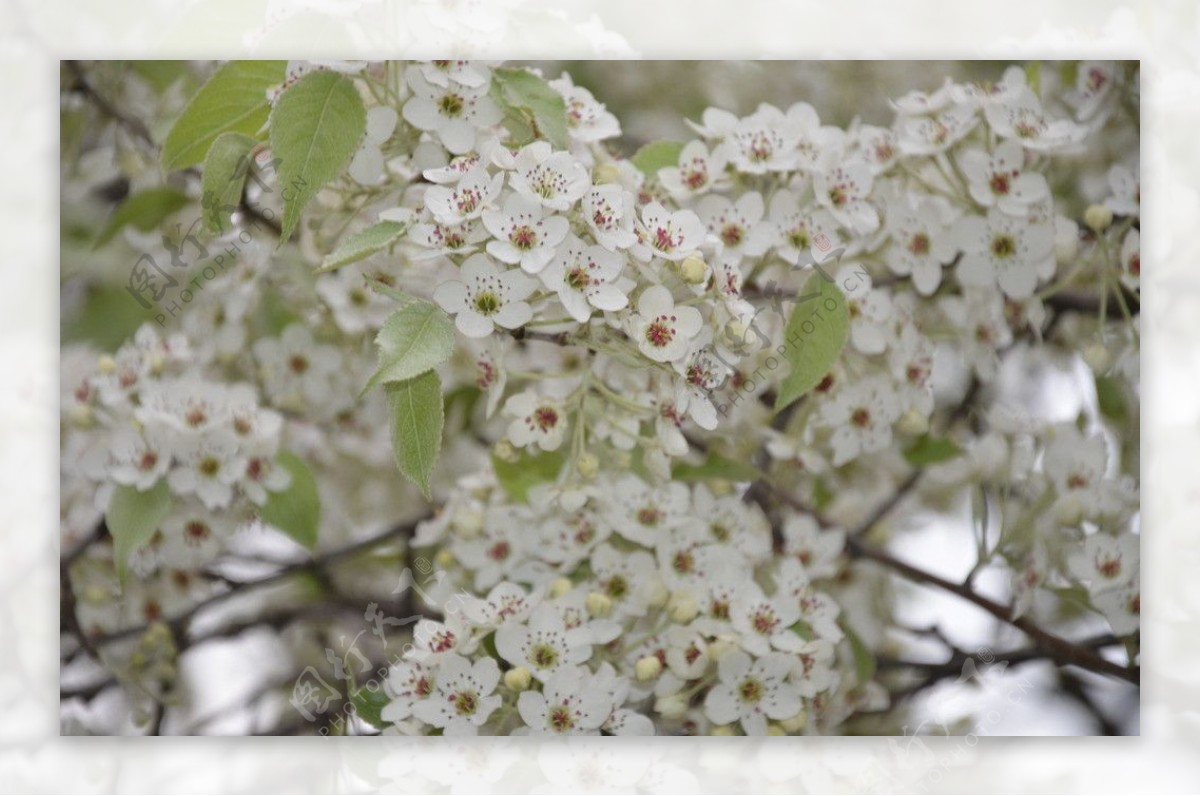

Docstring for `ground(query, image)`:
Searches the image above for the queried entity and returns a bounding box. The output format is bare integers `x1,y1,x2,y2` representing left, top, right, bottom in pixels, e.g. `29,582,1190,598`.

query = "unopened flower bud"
451,507,484,537
897,407,929,437
706,636,738,662
504,666,532,692
592,162,623,185
679,255,708,285
96,354,116,374
586,591,613,618
1055,217,1079,264
1084,204,1113,233
576,452,599,480
493,440,519,463
654,693,689,719
667,590,698,623
1054,494,1084,526
435,548,455,569
635,655,663,682
767,724,787,736
710,724,735,736
644,578,669,609
67,404,93,427
1083,343,1111,373
779,711,808,733
549,577,574,599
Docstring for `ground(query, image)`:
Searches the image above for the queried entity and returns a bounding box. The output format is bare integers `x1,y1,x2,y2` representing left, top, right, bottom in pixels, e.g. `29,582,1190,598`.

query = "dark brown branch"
65,60,157,150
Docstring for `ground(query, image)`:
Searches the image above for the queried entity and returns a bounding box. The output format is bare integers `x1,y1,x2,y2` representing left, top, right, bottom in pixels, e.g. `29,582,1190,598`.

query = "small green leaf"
387,371,444,499
366,278,420,306
107,480,172,583
94,187,191,247
260,451,321,549
775,274,850,411
364,301,455,394
200,132,257,232
1025,61,1041,97
903,435,964,466
130,61,192,94
842,622,877,685
350,686,392,729
789,620,815,642
631,140,684,178
269,70,367,241
1094,375,1128,423
491,449,566,503
671,451,760,483
162,60,285,172
491,67,569,150
317,220,409,273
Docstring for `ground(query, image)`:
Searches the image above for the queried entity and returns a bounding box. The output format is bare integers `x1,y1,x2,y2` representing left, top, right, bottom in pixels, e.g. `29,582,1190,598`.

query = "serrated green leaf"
317,220,408,273
492,67,569,150
1094,375,1128,423
350,686,391,729
364,302,455,394
260,451,321,549
631,140,684,178
200,132,257,233
491,448,566,503
107,480,172,584
671,451,760,483
775,274,850,411
161,60,285,172
269,70,366,241
366,278,420,306
387,371,444,499
94,187,191,247
903,435,964,466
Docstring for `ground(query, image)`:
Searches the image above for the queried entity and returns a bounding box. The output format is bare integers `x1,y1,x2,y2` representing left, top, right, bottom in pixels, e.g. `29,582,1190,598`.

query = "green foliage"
841,622,877,685
317,220,409,273
62,283,149,351
106,480,172,583
129,60,193,94
94,187,191,248
161,60,285,172
491,67,570,150
200,132,257,232
903,435,964,466
1095,374,1129,423
387,371,444,499
671,450,760,483
364,301,456,395
631,140,684,178
350,686,391,729
491,448,567,503
269,70,367,241
774,274,850,411
260,451,321,549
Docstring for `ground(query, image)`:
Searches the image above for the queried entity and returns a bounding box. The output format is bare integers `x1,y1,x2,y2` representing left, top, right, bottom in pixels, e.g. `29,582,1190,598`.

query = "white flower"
516,665,612,735
696,192,775,261
539,235,629,322
315,265,394,334
1068,533,1139,591
768,192,841,267
781,515,844,579
631,285,703,363
885,194,957,295
408,216,489,259
410,613,476,659
424,166,504,225
634,202,706,262
509,142,589,212
159,501,236,568
496,603,592,682
938,289,1013,381
659,140,727,199
953,208,1054,300
722,105,801,174
383,660,437,723
1119,228,1140,291
348,106,398,184
730,582,802,656
108,426,171,491
402,67,502,155
1092,577,1140,636
433,253,538,338
814,159,878,234
1105,163,1140,218
588,542,659,618
167,434,243,510
673,343,729,431
895,103,979,156
581,185,637,251
411,653,502,735
550,72,620,143
703,650,802,736
252,325,343,414
788,637,839,697
983,89,1086,153
959,140,1049,216
1066,61,1117,121
503,390,568,452
417,60,493,89
849,123,897,175
481,193,569,273
819,374,902,467
454,505,530,590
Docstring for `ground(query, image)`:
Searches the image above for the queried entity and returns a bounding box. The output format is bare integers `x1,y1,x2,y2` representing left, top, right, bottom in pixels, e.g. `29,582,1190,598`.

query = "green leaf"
1025,61,1041,97
350,686,391,729
200,132,257,232
491,448,566,503
491,67,569,150
364,301,455,394
671,451,760,483
775,274,851,411
367,277,420,306
317,220,409,273
94,187,191,247
842,622,877,685
903,435,964,466
631,140,684,178
161,60,285,172
62,283,149,351
130,60,192,94
387,371,444,499
106,480,172,583
269,70,367,241
260,451,321,549
1094,375,1128,423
